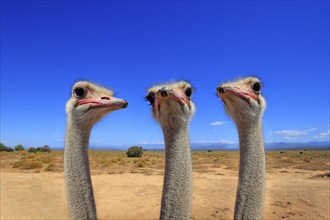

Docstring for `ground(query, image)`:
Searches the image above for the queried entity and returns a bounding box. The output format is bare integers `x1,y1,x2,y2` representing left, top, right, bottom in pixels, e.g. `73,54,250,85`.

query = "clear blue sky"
1,0,329,149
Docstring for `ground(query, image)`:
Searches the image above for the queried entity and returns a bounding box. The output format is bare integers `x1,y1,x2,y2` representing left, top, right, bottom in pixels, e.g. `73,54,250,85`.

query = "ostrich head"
66,81,128,127
146,81,195,129
216,77,266,124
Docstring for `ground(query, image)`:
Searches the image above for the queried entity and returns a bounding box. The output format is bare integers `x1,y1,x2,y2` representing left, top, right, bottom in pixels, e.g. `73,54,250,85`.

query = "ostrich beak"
156,89,189,106
78,97,128,110
217,86,258,102
152,89,189,113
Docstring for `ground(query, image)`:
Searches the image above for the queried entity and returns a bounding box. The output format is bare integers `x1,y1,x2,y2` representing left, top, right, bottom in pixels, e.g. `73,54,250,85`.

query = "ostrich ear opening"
145,93,155,106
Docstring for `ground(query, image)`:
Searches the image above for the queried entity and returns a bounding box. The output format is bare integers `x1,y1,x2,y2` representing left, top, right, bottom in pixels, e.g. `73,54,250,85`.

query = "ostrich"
146,81,195,220
64,81,128,220
216,77,266,220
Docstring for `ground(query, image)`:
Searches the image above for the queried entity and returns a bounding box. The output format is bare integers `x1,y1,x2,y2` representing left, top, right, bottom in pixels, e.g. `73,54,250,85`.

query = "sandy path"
1,169,329,219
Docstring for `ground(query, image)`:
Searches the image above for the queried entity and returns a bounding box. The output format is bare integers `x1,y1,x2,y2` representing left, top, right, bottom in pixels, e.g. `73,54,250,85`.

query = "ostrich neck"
234,119,265,220
64,117,97,220
160,123,192,220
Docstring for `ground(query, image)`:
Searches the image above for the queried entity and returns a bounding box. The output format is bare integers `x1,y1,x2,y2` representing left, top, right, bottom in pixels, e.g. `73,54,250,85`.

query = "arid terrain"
1,150,329,219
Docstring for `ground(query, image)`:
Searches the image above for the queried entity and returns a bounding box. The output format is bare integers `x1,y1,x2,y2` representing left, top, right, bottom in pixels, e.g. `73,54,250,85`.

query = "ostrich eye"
252,82,261,93
146,94,155,105
185,87,192,97
74,87,86,98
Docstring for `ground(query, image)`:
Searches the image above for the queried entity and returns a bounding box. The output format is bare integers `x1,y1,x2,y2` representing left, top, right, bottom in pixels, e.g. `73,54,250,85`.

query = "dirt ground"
0,150,329,219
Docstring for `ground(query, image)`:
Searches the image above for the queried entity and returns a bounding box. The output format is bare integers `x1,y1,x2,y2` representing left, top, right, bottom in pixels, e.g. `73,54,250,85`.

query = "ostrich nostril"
161,91,168,97
159,87,168,97
217,86,226,94
101,97,110,100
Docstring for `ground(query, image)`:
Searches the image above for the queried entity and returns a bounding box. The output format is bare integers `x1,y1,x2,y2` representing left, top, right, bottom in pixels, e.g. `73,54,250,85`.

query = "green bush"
37,145,51,153
28,145,52,153
126,146,144,158
0,143,19,152
15,145,24,151
4,147,14,152
0,145,14,152
0,143,6,151
28,147,38,153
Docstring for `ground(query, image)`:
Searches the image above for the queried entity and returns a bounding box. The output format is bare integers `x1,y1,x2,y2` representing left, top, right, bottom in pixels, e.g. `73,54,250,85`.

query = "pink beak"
78,97,128,110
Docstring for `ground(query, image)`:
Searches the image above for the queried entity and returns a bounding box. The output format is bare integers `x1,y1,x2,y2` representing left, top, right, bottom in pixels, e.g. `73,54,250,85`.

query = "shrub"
15,145,24,151
0,143,6,151
119,160,127,165
13,159,43,169
126,146,144,158
44,163,57,172
39,154,54,164
28,145,52,153
28,147,38,153
0,143,14,152
136,159,146,168
37,145,52,153
1,143,25,152
2,147,14,152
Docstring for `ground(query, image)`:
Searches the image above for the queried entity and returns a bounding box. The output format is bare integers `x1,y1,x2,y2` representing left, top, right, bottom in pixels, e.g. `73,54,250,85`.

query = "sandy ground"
1,168,329,220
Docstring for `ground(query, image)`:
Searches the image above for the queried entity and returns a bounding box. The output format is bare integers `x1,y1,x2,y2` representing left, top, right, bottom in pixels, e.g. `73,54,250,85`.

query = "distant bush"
126,146,144,158
28,147,38,153
15,145,24,151
28,145,52,153
0,143,14,152
208,150,213,152
4,147,14,152
38,145,52,153
0,143,6,151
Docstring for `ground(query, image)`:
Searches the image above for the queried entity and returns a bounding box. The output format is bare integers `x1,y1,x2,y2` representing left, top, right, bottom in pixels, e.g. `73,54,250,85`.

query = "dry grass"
266,150,330,171
0,149,329,174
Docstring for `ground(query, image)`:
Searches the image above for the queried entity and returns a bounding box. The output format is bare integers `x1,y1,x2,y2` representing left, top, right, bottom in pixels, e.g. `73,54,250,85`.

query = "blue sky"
1,0,329,149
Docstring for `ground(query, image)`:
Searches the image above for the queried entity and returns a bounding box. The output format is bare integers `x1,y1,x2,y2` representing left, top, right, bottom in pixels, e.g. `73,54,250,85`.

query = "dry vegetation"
1,149,329,175
1,149,329,219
